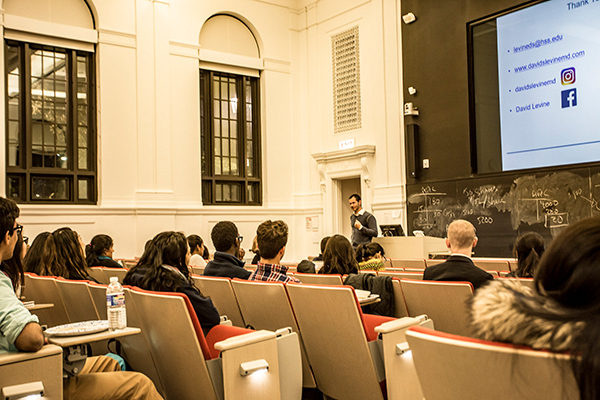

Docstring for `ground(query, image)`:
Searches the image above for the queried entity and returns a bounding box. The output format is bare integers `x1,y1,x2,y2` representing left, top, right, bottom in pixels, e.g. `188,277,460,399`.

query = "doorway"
338,178,361,239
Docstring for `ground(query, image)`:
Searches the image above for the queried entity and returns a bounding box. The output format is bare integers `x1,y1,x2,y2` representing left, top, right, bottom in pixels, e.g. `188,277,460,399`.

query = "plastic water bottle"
106,277,127,331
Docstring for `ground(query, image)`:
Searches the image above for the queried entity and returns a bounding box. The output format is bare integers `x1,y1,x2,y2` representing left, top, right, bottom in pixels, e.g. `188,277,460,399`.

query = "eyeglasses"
9,224,23,236
23,236,29,245
237,235,244,244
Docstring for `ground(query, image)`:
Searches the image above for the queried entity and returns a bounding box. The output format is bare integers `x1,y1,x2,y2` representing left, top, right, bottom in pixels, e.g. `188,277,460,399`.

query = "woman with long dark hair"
39,227,97,282
86,234,122,268
471,217,600,400
124,231,220,335
23,231,49,274
506,232,545,278
318,234,358,275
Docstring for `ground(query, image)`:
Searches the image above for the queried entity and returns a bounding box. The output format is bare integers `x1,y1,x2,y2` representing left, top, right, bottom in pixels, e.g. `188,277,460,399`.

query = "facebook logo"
561,88,577,108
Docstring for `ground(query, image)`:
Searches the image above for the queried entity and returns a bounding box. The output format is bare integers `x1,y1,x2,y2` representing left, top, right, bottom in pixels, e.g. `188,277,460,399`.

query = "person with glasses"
0,197,163,400
204,221,251,279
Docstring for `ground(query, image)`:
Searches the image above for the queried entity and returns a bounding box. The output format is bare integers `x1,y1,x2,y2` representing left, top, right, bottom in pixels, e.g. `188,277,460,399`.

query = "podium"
372,236,448,259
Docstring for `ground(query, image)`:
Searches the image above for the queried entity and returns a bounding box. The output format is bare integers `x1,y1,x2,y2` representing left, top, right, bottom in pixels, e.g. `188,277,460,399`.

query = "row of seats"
20,273,572,399
22,273,304,400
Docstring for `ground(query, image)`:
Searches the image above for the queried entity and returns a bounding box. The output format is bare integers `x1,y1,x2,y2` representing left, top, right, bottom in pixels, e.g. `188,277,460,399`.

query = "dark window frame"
200,69,261,205
5,40,97,204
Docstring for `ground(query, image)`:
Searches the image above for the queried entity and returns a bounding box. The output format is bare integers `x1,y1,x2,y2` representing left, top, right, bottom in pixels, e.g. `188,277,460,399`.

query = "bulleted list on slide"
496,0,600,171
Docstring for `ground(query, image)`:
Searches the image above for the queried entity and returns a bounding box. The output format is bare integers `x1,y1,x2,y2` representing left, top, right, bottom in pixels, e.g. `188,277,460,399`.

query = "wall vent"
332,26,361,134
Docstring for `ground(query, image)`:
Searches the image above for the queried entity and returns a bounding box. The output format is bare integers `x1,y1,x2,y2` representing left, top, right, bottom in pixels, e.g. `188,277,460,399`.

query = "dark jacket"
204,251,251,280
350,210,378,247
423,255,494,290
88,255,123,269
124,266,220,335
344,273,395,317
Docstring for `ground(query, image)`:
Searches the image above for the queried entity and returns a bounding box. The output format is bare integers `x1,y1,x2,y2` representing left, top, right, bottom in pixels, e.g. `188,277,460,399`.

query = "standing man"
349,194,378,248
423,219,493,290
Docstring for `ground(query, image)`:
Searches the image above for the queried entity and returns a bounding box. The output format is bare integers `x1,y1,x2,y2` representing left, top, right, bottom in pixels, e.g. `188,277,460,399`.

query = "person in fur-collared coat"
469,217,600,400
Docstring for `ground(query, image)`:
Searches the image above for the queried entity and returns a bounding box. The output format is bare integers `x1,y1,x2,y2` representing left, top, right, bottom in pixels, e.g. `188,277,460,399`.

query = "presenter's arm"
362,214,379,238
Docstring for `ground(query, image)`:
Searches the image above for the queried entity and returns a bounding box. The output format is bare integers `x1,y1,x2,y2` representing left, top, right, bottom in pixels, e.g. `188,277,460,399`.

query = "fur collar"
469,279,584,350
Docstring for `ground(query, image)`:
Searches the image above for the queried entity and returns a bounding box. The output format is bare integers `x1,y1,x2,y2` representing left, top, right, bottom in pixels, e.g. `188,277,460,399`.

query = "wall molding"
263,58,291,73
98,29,136,48
169,41,200,58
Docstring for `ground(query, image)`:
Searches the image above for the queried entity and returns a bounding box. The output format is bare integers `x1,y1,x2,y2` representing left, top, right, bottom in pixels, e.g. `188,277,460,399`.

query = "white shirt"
189,254,206,267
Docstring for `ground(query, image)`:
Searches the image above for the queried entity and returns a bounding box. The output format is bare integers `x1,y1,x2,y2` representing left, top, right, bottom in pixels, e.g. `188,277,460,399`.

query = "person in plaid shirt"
248,220,300,284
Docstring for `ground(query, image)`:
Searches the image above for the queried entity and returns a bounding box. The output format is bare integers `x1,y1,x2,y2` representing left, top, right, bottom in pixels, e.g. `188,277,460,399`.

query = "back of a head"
322,234,358,275
42,227,89,279
24,231,50,273
126,231,198,293
187,234,203,253
513,232,545,278
256,220,288,259
536,217,600,309
85,234,113,266
356,242,385,262
211,221,238,252
447,219,476,249
532,217,600,399
0,197,19,242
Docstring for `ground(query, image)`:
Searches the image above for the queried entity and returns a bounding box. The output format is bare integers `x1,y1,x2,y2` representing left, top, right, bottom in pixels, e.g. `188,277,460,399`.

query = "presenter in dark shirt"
349,194,378,248
423,219,493,290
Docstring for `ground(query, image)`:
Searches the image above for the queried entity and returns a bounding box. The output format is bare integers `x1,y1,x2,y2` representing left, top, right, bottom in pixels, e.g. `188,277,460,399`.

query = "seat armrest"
214,330,276,351
374,315,429,334
0,344,62,366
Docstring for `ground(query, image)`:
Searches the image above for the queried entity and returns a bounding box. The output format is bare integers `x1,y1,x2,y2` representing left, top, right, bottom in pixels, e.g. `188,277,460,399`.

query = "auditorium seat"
24,274,70,327
88,267,109,284
0,344,63,399
406,326,578,400
54,278,99,323
390,258,427,269
293,273,343,285
129,288,302,400
471,258,510,272
287,284,402,400
230,279,317,388
400,279,474,336
191,275,245,327
378,271,423,280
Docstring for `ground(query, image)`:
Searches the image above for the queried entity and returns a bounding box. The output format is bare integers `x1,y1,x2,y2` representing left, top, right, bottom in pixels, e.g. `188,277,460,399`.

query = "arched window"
4,0,97,203
199,15,261,205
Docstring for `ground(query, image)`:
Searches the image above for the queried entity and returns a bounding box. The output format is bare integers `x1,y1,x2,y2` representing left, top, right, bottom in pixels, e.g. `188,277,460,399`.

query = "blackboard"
406,167,600,257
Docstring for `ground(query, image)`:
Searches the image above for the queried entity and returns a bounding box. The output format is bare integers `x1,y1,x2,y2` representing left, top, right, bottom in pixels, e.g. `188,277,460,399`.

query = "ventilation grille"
332,26,361,134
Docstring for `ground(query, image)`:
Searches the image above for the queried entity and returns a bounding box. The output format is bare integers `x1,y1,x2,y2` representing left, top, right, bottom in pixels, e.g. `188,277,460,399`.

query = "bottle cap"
110,277,119,283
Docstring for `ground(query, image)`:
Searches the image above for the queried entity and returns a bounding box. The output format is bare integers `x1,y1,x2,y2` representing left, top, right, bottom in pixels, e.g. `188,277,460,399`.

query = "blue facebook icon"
561,88,577,108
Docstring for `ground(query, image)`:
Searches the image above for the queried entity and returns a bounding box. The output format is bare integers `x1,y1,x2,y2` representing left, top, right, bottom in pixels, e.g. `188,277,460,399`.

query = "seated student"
296,236,331,273
312,236,330,261
1,231,26,298
249,235,260,265
38,227,99,282
423,219,493,290
505,232,545,278
0,197,163,400
204,221,251,279
86,234,122,268
249,220,299,284
23,231,49,273
470,217,600,399
187,234,207,267
355,242,386,271
124,231,220,335
318,234,359,275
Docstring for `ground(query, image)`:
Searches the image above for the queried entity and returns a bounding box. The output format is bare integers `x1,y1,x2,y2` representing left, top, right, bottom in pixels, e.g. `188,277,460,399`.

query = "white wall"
0,0,407,261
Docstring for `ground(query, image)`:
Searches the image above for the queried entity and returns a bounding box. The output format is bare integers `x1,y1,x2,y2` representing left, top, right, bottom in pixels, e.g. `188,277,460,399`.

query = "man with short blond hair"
249,220,299,283
423,219,493,290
